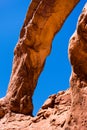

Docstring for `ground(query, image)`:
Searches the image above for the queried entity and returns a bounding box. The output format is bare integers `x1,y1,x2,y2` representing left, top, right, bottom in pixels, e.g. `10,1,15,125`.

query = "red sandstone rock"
65,3,87,129
2,0,87,130
0,0,79,117
0,90,71,130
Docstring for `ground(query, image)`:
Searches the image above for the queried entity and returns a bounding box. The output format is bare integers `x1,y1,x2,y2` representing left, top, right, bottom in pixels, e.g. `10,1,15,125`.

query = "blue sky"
0,0,87,116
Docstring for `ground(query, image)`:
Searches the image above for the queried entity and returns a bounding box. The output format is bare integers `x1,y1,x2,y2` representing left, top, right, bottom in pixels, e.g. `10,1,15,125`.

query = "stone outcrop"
0,91,71,130
1,1,87,130
0,2,87,128
66,3,87,129
0,0,79,117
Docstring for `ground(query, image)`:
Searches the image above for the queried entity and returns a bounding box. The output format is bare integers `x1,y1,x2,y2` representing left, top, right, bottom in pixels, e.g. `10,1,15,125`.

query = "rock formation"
0,0,79,117
1,1,87,130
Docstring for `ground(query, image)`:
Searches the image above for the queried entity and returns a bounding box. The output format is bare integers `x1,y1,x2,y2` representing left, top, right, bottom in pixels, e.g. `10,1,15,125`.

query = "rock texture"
2,1,87,130
0,91,71,130
0,2,87,129
0,0,79,117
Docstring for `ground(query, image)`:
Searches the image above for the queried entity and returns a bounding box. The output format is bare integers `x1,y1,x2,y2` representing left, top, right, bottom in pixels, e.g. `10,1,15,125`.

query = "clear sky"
0,0,87,116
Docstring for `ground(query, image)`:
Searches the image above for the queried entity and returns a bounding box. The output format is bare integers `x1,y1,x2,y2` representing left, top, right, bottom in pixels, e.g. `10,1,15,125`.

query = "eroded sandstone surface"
1,0,87,130
0,0,79,117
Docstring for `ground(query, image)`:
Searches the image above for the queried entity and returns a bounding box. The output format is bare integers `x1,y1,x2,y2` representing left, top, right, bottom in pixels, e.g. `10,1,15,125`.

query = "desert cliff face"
1,0,87,130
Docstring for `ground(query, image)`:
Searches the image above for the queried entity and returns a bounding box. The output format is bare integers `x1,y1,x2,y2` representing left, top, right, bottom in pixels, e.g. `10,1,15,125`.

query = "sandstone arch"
0,0,79,117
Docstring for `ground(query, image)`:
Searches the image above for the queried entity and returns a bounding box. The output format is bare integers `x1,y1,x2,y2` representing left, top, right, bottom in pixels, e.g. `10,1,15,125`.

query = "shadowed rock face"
0,0,79,117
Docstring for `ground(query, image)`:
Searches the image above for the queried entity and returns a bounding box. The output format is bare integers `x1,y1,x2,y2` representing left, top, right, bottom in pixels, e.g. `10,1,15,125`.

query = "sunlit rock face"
0,0,79,117
67,3,87,130
3,1,87,130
